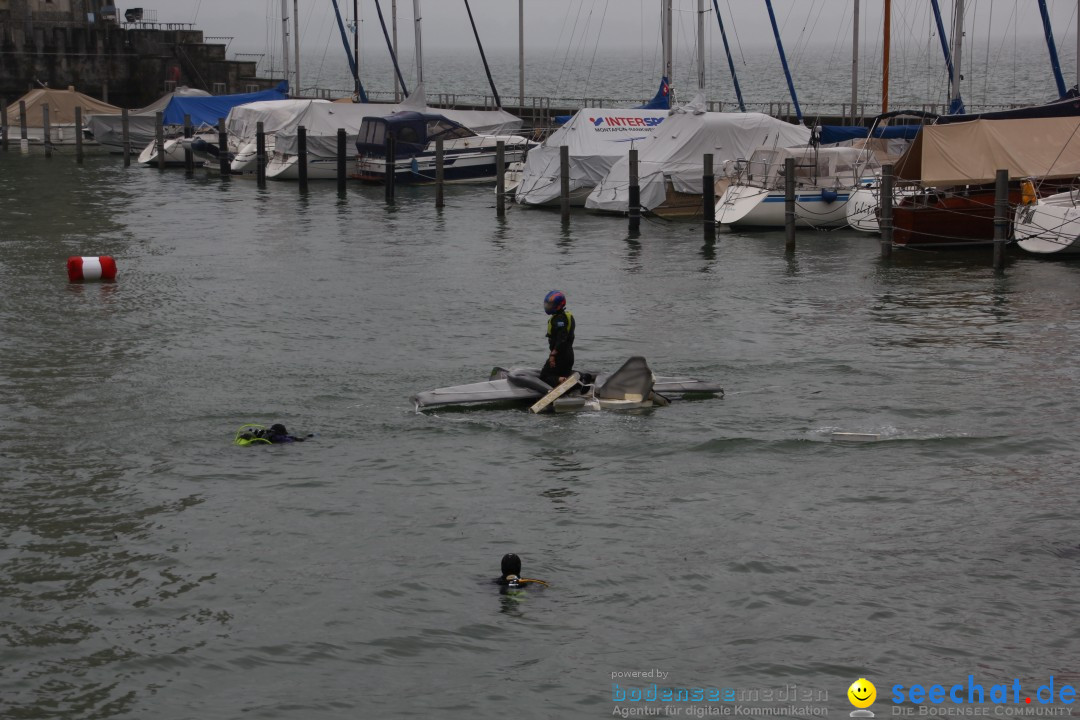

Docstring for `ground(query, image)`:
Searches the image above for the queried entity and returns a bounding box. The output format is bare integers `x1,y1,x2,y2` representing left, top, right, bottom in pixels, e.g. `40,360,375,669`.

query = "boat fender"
410,157,420,175
507,370,553,394
67,256,117,282
821,188,839,203
1020,179,1037,205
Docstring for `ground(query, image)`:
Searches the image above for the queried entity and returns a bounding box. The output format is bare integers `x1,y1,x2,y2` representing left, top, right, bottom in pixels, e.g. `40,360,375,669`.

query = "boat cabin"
733,146,882,189
355,112,477,157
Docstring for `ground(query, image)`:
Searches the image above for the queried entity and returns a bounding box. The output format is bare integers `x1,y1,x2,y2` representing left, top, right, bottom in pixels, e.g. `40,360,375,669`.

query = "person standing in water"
541,290,575,387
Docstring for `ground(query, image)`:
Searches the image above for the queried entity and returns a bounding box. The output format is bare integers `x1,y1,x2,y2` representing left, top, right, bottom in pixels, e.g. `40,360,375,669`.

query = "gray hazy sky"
127,1,1079,62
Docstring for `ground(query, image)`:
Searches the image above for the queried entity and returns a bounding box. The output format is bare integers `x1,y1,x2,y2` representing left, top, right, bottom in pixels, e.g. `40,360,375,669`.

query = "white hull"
357,135,532,185
1014,190,1080,255
715,184,864,229
266,154,354,180
137,137,186,166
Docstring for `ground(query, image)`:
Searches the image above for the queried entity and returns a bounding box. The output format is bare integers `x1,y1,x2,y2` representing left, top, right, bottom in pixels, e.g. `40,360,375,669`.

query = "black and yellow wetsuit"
541,309,575,386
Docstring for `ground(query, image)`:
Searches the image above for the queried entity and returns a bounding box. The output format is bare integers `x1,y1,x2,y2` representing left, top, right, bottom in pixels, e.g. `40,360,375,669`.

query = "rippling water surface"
2,151,1080,719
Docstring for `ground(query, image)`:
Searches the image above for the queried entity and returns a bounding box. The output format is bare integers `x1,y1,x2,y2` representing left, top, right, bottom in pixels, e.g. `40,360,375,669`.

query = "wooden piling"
559,144,570,223
74,106,83,164
703,152,715,241
337,128,347,193
19,100,27,141
1,100,7,152
435,137,445,208
297,125,308,192
183,114,194,175
993,168,1009,271
496,140,506,217
217,118,229,177
784,156,796,251
42,105,51,158
384,135,396,204
880,164,894,257
255,121,266,187
628,148,641,233
121,108,130,166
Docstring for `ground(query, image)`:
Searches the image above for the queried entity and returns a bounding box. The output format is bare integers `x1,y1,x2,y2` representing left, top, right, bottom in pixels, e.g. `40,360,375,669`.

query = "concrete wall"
0,14,279,107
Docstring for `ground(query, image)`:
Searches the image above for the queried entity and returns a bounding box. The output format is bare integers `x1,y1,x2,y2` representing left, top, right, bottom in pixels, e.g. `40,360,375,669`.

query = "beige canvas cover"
7,87,121,127
895,117,1080,187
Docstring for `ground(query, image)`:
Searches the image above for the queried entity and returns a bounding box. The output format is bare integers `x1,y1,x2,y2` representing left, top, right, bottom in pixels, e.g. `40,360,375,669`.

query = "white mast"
851,0,859,123
413,0,424,87
519,0,525,108
950,0,964,109
280,0,291,92
663,0,673,88
293,0,301,95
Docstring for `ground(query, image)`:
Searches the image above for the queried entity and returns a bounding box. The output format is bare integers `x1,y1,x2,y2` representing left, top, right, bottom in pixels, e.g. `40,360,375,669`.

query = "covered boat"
891,116,1080,247
5,87,120,147
413,357,722,412
86,86,211,153
584,97,811,218
355,111,533,185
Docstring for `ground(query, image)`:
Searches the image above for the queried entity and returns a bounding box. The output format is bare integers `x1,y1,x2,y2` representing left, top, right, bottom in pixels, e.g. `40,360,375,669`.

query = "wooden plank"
529,372,580,414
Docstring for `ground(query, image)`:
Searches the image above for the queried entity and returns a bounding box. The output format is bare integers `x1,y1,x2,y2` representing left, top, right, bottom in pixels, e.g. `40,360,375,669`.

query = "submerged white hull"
266,154,354,180
1015,191,1080,255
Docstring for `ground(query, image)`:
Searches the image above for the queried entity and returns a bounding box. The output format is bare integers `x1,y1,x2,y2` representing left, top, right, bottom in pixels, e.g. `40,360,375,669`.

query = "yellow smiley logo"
848,678,877,709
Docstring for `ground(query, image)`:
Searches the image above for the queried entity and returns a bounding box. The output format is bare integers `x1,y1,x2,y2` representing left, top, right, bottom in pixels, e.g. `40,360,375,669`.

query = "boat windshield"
360,119,386,147
426,119,475,142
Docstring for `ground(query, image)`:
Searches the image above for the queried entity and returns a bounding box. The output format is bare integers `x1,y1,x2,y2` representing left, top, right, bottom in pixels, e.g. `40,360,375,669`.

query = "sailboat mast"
950,0,964,111
293,0,301,95
711,0,744,111
280,0,291,93
354,0,360,95
764,0,803,123
882,0,890,114
696,0,705,93
851,0,859,123
1037,0,1068,98
413,0,424,87
663,0,673,93
519,0,525,108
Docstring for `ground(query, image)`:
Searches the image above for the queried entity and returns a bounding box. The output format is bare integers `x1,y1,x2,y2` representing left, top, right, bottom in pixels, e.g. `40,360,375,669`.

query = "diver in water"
234,423,310,445
540,290,575,387
494,553,548,590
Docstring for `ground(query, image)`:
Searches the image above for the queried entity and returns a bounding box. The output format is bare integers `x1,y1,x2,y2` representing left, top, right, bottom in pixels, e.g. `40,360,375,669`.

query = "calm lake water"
2,149,1080,719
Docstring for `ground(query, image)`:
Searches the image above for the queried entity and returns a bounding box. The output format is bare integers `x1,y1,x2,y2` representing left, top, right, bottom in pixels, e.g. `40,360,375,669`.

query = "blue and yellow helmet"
543,290,566,315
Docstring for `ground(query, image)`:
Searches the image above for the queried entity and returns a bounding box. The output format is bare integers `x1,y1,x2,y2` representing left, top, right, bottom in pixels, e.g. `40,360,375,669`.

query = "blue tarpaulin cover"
819,124,923,144
161,82,288,126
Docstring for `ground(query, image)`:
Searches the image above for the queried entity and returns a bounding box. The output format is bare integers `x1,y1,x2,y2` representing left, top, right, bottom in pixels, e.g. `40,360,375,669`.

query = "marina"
5,1,1080,719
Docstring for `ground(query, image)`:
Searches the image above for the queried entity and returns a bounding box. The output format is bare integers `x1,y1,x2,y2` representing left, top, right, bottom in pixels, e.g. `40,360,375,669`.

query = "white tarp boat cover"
8,87,121,127
225,98,332,143
270,84,523,156
514,106,668,205
584,96,812,213
895,116,1080,187
87,86,211,149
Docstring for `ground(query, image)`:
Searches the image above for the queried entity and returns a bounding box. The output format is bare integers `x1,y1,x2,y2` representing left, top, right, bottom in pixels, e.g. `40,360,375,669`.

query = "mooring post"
337,128,347,193
560,144,571,223
881,164,894,257
384,135,395,204
993,168,1009,271
154,111,165,170
496,140,506,218
435,137,445,208
703,152,715,241
1,100,8,152
784,156,796,251
255,120,266,187
629,148,641,233
19,100,27,142
183,114,194,175
42,105,51,158
217,118,229,177
74,106,83,164
121,108,130,166
297,125,308,192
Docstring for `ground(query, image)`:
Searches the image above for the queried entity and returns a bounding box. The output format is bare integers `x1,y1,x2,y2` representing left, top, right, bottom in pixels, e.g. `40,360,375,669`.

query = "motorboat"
1014,187,1080,255
714,146,881,229
355,111,534,185
412,356,722,412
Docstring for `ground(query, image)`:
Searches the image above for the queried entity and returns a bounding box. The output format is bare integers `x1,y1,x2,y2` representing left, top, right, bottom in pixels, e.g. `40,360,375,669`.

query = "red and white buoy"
67,256,117,282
